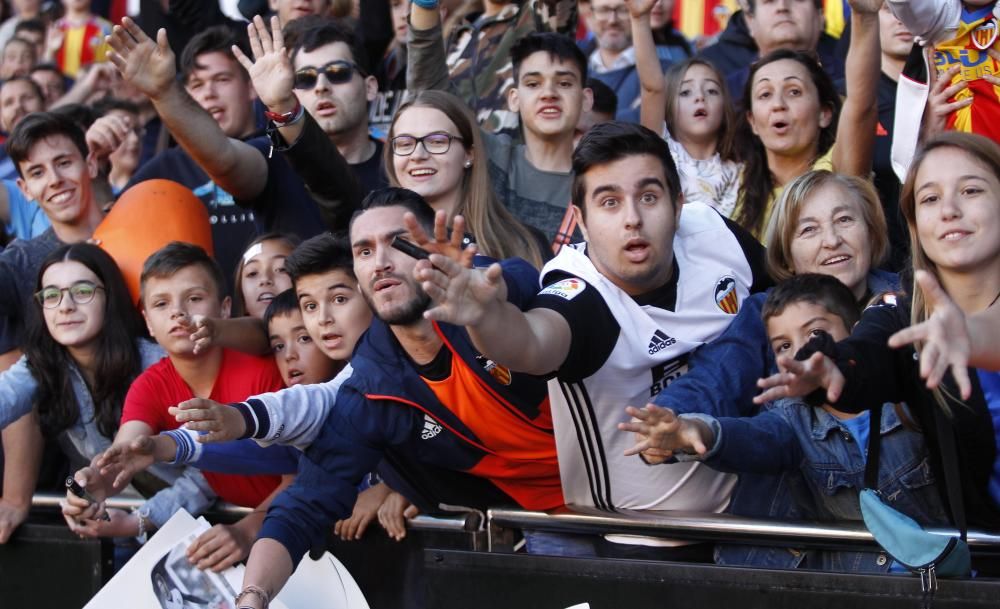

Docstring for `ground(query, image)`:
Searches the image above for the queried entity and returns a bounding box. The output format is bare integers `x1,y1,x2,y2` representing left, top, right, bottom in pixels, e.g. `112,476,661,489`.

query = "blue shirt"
840,412,871,461
976,368,1000,506
3,180,49,241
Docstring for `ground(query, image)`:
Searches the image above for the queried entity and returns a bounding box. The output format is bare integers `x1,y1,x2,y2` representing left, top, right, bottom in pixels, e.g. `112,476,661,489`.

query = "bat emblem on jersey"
973,20,998,50
714,276,739,315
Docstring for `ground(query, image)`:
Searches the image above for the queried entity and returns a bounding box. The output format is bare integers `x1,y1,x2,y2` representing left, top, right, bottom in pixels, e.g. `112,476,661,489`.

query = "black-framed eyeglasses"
391,132,464,156
35,281,105,309
293,60,367,90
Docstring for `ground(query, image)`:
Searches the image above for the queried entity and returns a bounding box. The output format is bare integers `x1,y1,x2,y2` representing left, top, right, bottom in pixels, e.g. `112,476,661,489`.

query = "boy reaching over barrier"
619,274,948,572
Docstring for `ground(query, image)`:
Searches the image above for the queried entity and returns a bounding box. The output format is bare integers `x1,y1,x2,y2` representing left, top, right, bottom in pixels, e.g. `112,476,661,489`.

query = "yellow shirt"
733,148,835,242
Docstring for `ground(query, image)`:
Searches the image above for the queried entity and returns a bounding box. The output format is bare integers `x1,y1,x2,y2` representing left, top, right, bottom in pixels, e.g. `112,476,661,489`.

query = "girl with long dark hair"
0,243,214,540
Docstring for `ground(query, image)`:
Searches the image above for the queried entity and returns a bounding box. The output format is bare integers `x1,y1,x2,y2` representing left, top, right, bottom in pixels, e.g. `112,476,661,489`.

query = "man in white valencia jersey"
413,121,771,559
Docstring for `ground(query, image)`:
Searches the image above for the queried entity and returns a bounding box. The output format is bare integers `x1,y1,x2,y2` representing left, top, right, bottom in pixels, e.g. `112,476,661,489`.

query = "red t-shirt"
122,348,285,508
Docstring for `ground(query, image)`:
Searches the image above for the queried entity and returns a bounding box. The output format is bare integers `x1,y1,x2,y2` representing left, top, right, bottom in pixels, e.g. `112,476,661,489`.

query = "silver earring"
464,160,473,168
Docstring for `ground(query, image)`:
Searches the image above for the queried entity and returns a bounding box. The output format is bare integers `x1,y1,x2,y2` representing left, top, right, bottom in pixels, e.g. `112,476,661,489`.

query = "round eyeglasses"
391,132,464,156
35,281,105,309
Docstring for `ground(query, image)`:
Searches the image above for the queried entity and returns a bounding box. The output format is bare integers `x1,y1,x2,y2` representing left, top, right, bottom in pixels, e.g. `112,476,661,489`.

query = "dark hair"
286,16,369,73
50,103,98,132
1,74,42,100
745,0,822,14
7,111,86,178
4,36,35,58
510,32,587,84
91,97,140,118
262,288,301,330
571,121,682,220
284,232,355,283
179,26,250,84
761,273,860,333
735,49,841,235
586,78,617,116
30,62,62,77
663,57,737,162
13,19,45,37
232,232,301,317
24,243,146,438
139,242,226,304
350,187,436,234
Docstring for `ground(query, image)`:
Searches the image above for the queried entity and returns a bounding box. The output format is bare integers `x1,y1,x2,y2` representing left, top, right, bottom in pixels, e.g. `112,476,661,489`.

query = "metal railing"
35,491,1000,553
31,492,478,533
487,506,1000,553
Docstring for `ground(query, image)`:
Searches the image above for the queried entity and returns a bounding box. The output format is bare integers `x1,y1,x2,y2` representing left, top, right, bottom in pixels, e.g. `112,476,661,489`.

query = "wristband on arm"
411,0,440,8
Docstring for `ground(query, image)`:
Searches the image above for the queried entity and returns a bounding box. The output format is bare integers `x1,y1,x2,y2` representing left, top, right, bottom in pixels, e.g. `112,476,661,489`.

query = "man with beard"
219,188,563,609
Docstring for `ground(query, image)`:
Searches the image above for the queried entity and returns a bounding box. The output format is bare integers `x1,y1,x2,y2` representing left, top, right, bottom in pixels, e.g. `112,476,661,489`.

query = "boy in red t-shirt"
86,242,286,571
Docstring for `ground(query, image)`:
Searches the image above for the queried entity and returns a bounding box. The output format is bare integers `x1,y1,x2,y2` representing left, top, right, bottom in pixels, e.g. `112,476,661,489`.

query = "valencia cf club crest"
477,354,513,385
973,19,999,50
714,276,739,314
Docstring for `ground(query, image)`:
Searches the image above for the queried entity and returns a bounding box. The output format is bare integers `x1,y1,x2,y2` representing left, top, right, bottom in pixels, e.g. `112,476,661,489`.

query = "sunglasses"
293,60,366,90
35,281,105,309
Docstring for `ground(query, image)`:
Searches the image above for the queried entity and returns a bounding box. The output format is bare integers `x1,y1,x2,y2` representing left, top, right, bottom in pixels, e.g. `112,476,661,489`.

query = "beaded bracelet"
235,584,271,609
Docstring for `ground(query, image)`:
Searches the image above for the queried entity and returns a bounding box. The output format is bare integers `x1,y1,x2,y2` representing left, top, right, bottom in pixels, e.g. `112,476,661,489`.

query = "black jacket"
826,296,1000,529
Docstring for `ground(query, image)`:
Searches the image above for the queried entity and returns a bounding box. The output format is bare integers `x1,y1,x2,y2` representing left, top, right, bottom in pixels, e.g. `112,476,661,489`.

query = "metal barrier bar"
31,492,475,533
487,507,1000,551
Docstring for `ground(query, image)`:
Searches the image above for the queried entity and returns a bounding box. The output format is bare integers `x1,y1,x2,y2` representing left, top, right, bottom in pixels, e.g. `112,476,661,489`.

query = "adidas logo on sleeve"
421,414,443,440
647,329,676,355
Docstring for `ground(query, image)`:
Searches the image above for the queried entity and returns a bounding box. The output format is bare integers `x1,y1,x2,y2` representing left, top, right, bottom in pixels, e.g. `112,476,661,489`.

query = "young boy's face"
766,301,849,361
295,268,372,361
268,308,339,386
142,265,230,357
509,51,592,141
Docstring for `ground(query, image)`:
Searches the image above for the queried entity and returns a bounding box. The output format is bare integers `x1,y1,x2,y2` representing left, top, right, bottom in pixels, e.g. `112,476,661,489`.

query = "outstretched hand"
170,398,247,443
232,15,298,113
888,270,972,399
619,403,709,461
105,17,176,100
404,209,474,266
95,436,158,490
418,253,504,327
179,314,218,355
754,351,845,405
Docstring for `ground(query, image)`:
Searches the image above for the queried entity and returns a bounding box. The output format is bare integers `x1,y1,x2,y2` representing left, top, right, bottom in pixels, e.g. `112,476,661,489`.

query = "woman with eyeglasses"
0,243,214,542
384,89,547,268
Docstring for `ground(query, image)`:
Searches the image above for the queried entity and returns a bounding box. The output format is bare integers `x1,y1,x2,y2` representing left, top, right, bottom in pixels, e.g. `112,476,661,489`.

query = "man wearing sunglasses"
104,15,375,243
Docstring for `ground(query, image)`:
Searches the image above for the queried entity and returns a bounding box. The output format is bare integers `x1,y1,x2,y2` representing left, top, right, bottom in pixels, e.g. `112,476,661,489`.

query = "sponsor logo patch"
421,414,442,440
647,329,676,355
538,278,586,301
714,276,739,314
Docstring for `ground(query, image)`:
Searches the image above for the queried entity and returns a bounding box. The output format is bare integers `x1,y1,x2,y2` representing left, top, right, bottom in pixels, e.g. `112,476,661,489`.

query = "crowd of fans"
0,0,998,606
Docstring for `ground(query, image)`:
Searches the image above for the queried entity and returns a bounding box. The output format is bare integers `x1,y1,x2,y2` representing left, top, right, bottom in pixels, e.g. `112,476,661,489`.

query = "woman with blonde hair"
763,170,895,302
384,89,547,267
756,132,1000,548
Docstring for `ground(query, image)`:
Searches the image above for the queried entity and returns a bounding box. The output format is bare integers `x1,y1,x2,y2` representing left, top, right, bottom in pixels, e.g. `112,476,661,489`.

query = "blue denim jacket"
685,398,948,572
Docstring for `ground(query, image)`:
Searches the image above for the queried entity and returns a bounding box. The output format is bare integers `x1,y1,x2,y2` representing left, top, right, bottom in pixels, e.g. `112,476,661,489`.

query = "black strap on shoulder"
863,403,883,489
933,405,968,540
